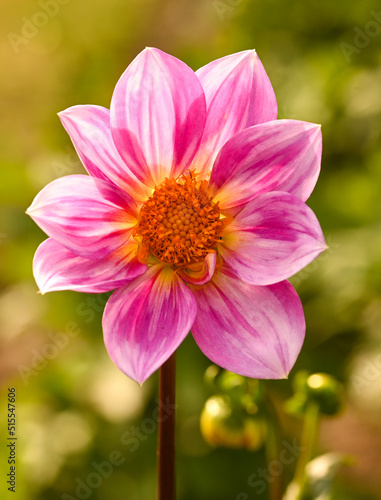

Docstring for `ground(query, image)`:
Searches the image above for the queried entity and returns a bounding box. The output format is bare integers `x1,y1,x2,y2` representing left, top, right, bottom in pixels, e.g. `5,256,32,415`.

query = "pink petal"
27,175,137,259
220,192,327,286
210,120,322,209
192,50,277,177
33,238,147,294
178,251,216,285
110,47,206,187
191,269,305,379
58,105,152,203
103,264,197,384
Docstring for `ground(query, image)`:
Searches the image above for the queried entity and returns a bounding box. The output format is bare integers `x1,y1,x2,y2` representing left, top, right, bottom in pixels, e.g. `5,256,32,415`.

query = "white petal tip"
57,106,83,118
36,284,48,295
26,204,39,216
239,49,259,63
311,123,322,132
134,375,148,387
319,241,329,252
57,109,71,118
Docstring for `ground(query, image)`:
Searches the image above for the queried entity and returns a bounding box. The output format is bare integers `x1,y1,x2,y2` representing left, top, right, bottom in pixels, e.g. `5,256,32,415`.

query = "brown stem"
157,351,176,500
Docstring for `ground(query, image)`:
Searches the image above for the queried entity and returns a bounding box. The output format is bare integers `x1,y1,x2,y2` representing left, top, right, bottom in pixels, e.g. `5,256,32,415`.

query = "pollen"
135,171,224,267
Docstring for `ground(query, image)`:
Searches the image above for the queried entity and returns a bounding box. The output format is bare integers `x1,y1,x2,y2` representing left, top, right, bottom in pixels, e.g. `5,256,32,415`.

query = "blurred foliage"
1,0,381,499
283,453,354,500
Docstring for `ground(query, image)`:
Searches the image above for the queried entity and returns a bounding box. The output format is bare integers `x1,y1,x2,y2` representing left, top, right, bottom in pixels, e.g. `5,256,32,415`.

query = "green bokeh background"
1,0,381,499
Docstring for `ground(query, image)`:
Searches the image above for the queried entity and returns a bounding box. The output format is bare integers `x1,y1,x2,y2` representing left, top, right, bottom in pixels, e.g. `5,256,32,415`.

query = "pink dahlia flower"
27,48,326,385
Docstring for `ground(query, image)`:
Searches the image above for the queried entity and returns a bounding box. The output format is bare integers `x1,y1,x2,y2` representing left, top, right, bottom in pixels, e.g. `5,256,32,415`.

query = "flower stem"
266,421,282,500
157,351,176,500
264,392,282,500
293,401,320,500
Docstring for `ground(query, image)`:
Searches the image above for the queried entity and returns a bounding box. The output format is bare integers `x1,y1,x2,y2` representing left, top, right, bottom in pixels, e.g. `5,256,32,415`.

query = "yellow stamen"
135,171,224,268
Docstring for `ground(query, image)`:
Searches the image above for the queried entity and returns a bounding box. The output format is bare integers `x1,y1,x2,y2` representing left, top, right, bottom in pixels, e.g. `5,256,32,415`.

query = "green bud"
204,364,221,390
204,366,263,408
286,371,344,416
305,373,344,415
218,370,247,404
200,395,267,451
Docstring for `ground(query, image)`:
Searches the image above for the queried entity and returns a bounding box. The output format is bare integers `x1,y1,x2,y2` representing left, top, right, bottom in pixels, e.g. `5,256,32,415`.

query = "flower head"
27,48,326,384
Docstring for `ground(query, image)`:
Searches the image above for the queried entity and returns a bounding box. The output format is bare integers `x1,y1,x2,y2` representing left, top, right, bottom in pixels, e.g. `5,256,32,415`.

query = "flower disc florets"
136,171,223,267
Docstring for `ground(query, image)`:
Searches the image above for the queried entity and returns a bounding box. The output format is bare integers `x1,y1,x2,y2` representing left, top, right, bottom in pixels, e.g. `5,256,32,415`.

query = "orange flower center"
135,171,223,268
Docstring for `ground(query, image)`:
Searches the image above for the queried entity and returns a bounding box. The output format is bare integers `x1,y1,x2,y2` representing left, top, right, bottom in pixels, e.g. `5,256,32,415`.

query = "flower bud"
204,364,221,390
305,373,344,415
286,371,344,416
200,395,267,451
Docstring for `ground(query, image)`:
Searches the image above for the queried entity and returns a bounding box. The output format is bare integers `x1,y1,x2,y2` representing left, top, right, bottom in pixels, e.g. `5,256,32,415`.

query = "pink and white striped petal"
27,175,137,259
103,265,197,385
110,47,206,187
191,269,305,379
220,192,327,286
192,50,277,177
178,251,216,285
33,238,147,294
210,120,322,209
59,105,152,203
